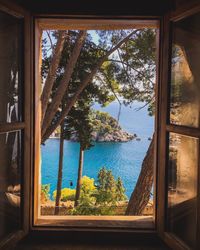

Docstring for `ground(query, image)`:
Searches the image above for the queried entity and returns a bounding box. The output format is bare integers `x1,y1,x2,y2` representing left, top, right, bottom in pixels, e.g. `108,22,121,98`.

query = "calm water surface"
41,101,154,199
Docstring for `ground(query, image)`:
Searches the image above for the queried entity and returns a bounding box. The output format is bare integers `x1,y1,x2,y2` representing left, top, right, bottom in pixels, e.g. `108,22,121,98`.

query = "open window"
0,2,31,249
157,5,200,250
33,19,159,229
1,0,200,249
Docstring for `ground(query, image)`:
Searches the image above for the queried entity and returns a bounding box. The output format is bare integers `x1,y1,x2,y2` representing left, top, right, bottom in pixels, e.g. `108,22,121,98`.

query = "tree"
96,167,117,204
54,121,64,215
41,28,156,215
73,170,127,215
41,31,67,121
63,105,94,207
42,30,87,137
115,177,127,201
126,135,154,215
73,176,97,215
41,184,50,203
41,29,144,143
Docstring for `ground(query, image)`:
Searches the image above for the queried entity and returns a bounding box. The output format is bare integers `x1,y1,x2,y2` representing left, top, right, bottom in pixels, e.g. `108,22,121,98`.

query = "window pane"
167,133,198,248
170,12,200,127
0,131,22,240
0,11,23,123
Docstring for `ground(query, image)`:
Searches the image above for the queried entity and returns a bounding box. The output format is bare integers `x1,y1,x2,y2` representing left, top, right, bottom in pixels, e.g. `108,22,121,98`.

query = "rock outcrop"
91,130,135,142
70,110,136,142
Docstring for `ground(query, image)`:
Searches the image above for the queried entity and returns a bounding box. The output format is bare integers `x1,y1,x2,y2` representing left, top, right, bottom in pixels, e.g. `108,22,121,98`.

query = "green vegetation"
41,184,50,202
42,168,127,215
91,110,125,136
53,188,76,202
73,168,127,215
65,109,134,142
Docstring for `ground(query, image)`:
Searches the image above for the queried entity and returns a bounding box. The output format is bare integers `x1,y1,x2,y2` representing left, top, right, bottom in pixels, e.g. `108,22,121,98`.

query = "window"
0,9,24,243
1,1,200,250
165,11,200,249
34,19,159,228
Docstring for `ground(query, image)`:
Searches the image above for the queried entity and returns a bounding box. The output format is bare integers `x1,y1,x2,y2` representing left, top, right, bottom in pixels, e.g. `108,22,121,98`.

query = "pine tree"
105,170,116,192
115,177,127,201
98,167,107,190
63,105,94,207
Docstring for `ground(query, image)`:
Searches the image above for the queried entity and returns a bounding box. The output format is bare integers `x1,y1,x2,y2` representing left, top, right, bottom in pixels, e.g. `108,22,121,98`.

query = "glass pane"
0,11,23,123
0,131,22,240
170,12,200,127
167,133,198,248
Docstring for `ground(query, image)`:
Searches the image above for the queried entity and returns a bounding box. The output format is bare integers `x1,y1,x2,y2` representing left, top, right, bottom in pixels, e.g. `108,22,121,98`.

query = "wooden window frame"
32,17,160,231
157,3,200,250
0,1,32,249
0,0,200,249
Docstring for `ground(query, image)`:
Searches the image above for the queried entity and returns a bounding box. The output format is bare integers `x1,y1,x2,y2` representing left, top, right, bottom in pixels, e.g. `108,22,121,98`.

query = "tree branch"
134,96,154,112
107,59,155,86
46,30,54,51
42,30,137,143
99,71,122,123
41,31,67,121
42,30,87,138
117,49,133,85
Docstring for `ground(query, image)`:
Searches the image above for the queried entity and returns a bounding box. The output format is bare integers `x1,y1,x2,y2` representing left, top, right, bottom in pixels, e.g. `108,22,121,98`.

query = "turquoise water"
41,101,154,199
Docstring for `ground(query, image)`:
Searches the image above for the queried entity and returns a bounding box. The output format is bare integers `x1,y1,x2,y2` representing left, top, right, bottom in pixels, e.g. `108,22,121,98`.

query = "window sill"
34,215,154,230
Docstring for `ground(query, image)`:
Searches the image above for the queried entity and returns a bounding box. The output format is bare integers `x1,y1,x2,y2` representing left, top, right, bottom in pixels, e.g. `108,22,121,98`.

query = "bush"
72,193,98,215
52,169,127,215
53,188,76,201
73,169,127,215
41,184,50,202
81,176,96,196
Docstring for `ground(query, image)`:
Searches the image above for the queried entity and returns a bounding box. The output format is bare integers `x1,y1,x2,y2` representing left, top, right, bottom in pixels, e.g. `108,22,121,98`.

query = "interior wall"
14,0,173,16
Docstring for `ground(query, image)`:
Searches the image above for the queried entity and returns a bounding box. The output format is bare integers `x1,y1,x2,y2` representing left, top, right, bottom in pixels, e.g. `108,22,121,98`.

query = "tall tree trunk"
74,145,84,207
126,135,154,215
41,31,66,121
54,122,64,215
42,30,87,138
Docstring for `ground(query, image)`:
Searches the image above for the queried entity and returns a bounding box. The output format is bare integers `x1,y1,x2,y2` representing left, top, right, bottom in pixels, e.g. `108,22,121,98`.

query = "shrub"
73,169,127,215
115,177,127,201
81,176,96,196
53,188,76,201
95,167,117,204
52,169,127,215
41,184,50,202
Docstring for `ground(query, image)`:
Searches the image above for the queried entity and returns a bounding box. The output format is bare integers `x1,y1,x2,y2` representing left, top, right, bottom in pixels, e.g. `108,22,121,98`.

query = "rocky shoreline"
50,110,138,142
70,130,136,142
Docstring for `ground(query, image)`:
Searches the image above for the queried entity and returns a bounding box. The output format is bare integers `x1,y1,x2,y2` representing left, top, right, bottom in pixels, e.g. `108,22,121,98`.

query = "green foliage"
41,184,50,201
73,168,127,215
73,176,97,215
53,188,76,202
90,110,121,136
95,167,116,204
115,177,127,201
53,176,96,203
42,28,156,134
63,105,94,151
80,176,96,195
51,170,127,215
72,192,98,215
95,167,127,205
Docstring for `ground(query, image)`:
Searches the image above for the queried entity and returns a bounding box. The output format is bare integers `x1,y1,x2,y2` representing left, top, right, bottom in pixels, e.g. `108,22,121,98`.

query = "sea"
41,101,154,199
